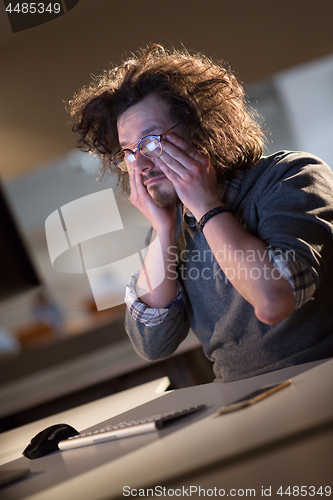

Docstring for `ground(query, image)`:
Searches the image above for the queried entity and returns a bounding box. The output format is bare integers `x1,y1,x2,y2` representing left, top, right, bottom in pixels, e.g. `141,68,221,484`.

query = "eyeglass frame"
113,124,179,172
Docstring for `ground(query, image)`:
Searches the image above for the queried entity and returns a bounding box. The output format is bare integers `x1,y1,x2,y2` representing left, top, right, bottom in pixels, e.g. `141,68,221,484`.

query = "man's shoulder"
254,150,330,172
244,150,333,186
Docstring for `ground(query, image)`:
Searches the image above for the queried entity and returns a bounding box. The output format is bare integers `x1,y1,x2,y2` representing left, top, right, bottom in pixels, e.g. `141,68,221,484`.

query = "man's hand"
129,165,178,308
155,132,222,220
129,167,177,232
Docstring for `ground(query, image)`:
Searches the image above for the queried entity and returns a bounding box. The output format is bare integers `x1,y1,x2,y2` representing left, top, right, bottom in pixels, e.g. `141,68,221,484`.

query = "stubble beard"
142,171,180,208
148,184,181,208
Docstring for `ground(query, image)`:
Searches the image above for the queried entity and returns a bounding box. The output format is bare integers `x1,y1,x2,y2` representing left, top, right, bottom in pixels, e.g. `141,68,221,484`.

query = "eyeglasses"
113,124,178,172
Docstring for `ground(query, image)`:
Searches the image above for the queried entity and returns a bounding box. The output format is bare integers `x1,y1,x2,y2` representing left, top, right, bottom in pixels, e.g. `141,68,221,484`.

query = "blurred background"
0,0,333,430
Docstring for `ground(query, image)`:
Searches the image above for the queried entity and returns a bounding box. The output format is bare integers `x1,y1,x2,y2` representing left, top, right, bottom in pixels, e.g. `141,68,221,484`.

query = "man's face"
117,94,180,208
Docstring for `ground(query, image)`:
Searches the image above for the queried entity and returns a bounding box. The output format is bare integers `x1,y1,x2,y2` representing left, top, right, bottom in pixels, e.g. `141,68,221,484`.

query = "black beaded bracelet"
197,206,230,232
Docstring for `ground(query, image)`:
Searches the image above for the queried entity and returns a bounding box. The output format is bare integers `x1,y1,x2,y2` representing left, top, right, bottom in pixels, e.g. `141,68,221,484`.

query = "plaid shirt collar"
184,171,244,227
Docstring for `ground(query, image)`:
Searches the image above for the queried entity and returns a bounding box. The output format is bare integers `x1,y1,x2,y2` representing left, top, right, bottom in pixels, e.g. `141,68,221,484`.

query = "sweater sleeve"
124,272,190,361
254,152,333,291
267,245,316,309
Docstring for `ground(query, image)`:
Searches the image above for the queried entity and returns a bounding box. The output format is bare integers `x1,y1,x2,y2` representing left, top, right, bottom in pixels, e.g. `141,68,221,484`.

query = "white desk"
0,359,332,500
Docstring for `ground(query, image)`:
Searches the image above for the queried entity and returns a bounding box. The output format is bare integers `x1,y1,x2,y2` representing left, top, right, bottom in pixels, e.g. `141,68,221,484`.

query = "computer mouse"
23,423,79,459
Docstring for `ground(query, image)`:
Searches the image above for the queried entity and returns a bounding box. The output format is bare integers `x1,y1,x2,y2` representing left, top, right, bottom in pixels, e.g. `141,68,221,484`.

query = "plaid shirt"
125,174,316,325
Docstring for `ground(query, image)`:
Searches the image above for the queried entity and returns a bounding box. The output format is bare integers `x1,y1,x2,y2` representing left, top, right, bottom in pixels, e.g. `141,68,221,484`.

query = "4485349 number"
277,486,331,496
5,3,61,14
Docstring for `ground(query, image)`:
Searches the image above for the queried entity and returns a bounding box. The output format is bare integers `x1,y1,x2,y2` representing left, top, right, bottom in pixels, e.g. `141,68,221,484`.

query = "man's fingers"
164,132,202,161
129,169,139,197
156,159,181,183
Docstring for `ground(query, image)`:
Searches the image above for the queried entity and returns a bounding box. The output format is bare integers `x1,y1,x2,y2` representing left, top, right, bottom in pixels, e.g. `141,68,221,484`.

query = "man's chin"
148,187,180,209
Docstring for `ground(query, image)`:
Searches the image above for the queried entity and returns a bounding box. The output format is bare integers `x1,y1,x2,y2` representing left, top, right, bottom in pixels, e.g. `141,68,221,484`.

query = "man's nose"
134,152,154,172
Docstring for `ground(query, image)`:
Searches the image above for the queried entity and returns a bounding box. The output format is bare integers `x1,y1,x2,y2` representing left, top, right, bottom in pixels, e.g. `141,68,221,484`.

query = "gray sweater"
125,151,333,382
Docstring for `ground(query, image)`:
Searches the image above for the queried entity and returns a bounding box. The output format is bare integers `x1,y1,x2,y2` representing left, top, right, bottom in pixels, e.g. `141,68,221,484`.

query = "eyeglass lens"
115,136,163,171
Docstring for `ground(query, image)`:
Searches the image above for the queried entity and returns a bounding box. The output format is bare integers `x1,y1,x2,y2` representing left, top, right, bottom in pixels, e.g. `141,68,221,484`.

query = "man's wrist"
197,206,230,232
190,197,223,222
153,224,177,244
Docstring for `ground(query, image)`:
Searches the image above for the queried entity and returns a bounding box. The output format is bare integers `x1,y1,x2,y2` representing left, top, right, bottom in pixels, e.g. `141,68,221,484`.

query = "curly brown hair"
68,44,265,193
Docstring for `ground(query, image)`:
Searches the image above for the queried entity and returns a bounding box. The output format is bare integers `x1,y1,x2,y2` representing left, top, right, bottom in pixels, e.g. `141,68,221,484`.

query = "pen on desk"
216,379,292,415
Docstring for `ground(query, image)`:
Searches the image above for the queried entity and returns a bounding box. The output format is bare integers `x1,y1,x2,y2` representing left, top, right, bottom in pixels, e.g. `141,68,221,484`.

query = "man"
69,44,333,382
